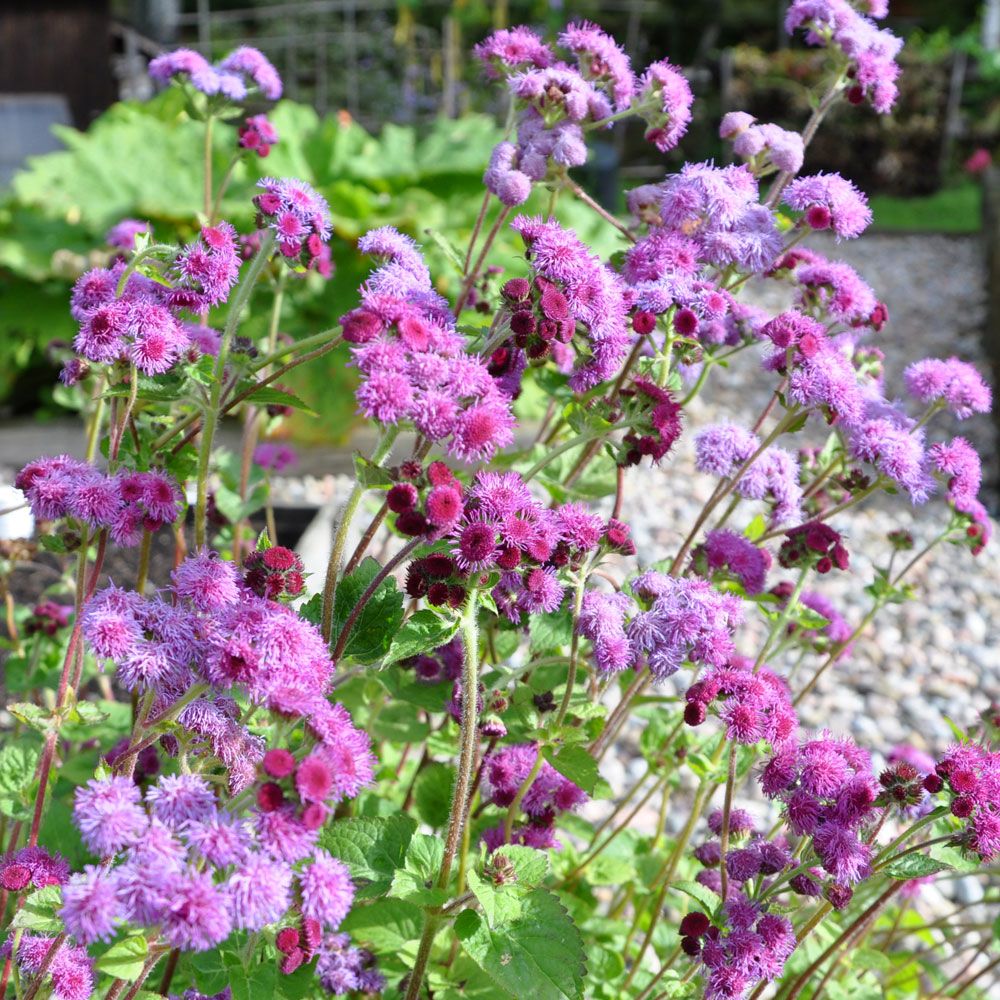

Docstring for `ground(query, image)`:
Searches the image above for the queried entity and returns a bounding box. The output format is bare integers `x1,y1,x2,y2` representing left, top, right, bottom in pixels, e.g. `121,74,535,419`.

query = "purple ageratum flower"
217,47,282,100
510,66,613,124
903,357,992,419
256,805,320,863
782,341,866,426
316,933,385,996
105,219,150,250
694,423,760,478
299,850,355,929
793,256,879,326
723,115,805,175
253,442,298,473
559,21,636,111
146,774,216,829
226,853,293,930
184,811,252,867
473,26,554,79
358,226,434,298
238,114,278,157
734,446,803,526
512,215,630,390
635,60,693,153
14,935,95,1000
786,0,903,112
171,222,241,309
482,744,589,820
484,142,533,207
255,177,331,271
0,847,69,891
59,865,122,944
172,550,242,613
578,590,637,673
929,437,982,505
161,867,233,951
785,173,872,240
798,590,854,658
694,529,771,595
73,775,148,857
149,49,221,94
848,404,935,503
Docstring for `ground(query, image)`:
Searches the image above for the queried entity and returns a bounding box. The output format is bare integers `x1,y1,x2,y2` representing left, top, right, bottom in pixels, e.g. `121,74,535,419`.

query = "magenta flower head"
253,441,298,473
148,49,221,95
172,550,242,612
559,21,636,111
171,222,241,308
239,114,279,157
299,850,355,929
903,357,992,420
59,865,122,944
73,775,149,857
219,47,282,99
785,173,872,240
226,854,293,930
254,177,332,270
473,26,554,79
634,59,693,152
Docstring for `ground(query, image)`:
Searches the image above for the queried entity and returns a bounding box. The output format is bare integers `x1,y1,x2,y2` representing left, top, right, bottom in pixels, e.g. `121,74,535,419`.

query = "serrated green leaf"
672,879,719,914
340,897,425,951
389,833,450,906
241,383,316,415
468,867,525,925
0,744,39,819
12,885,63,932
492,845,550,887
70,700,110,725
529,610,573,653
743,514,768,542
543,745,599,796
319,815,417,898
883,853,953,879
353,454,394,489
384,609,460,666
456,888,586,1000
414,762,454,828
331,557,405,663
8,702,55,733
95,934,148,981
851,947,892,973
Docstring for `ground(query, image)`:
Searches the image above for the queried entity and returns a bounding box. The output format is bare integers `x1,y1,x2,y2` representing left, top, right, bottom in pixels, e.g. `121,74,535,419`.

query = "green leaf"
529,610,573,653
331,557,405,663
389,833,450,906
414,762,454,828
353,454,394,489
0,744,39,819
883,853,953,879
340,897,425,951
95,934,148,982
12,885,63,933
241,383,316,415
492,845,550,887
743,514,768,542
423,227,466,274
70,700,110,725
224,951,278,1000
8,702,55,733
320,814,417,898
384,609,460,666
851,947,892,973
671,879,719,914
467,867,525,925
543,745,600,796
456,888,586,1000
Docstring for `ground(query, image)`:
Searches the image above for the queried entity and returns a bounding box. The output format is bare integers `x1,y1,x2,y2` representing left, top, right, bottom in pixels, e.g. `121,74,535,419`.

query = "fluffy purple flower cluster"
477,22,692,206
238,114,279,157
777,248,881,327
933,744,1000,861
785,0,903,113
315,932,385,995
785,173,872,240
578,569,744,680
512,216,631,390
904,357,993,420
694,423,803,525
149,46,282,101
720,112,804,175
762,734,881,890
16,456,180,545
2,934,93,1000
692,530,772,595
480,743,589,849
63,772,355,956
342,227,516,461
254,178,332,270
0,846,68,892
105,218,150,251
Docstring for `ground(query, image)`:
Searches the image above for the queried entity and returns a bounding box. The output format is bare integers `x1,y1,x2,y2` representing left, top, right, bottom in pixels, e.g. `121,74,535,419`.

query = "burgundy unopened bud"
427,461,456,487
447,584,466,608
846,85,865,105
302,917,323,954
387,483,419,513
0,865,32,891
540,286,569,321
923,773,943,793
280,949,305,975
423,554,455,578
632,310,656,335
951,796,974,818
684,702,706,726
276,928,301,954
510,311,536,336
301,802,327,830
870,302,889,331
257,782,285,812
533,690,556,713
679,911,711,938
501,277,530,301
896,762,918,782
396,509,429,536
427,582,450,606
527,341,549,360
497,546,521,570
681,935,702,956
806,205,832,230
674,308,699,337
262,748,296,778
825,883,853,910
400,460,423,480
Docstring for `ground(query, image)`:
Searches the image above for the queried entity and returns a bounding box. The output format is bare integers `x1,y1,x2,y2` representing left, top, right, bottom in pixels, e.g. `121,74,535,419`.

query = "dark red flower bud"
276,928,301,954
632,310,656,335
679,911,711,938
257,782,285,812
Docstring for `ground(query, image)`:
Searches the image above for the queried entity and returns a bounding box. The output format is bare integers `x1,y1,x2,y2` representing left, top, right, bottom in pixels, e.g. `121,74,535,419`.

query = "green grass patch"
869,182,982,233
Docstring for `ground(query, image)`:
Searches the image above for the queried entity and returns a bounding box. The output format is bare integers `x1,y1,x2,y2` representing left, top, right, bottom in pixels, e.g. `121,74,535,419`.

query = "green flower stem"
194,231,276,549
320,425,399,644
718,743,739,901
870,807,948,868
754,565,809,671
209,152,241,225
522,421,630,482
554,559,592,727
405,593,481,1000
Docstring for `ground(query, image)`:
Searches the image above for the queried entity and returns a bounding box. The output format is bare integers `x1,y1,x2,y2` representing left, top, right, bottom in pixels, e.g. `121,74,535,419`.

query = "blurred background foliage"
1,0,995,433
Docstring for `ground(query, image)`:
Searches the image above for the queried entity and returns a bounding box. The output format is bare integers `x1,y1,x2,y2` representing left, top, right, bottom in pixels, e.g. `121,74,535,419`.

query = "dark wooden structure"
0,0,117,127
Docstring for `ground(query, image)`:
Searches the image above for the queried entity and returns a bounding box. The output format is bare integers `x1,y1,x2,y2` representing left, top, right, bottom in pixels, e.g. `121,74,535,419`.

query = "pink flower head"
218,46,282,99
238,114,279,156
635,60,694,153
255,177,331,270
253,441,298,472
903,357,992,419
473,27,554,79
559,21,636,111
785,173,872,239
105,219,150,250
73,775,148,857
299,850,355,929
